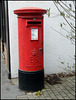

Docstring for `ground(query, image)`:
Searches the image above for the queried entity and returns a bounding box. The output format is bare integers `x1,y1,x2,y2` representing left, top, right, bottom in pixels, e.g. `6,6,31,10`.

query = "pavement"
1,56,75,99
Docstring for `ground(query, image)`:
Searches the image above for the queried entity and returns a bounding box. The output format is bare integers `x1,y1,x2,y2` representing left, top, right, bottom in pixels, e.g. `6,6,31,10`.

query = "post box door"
22,22,43,71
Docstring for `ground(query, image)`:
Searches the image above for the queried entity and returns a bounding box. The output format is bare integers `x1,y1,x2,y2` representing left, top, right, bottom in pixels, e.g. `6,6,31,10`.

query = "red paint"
14,7,46,71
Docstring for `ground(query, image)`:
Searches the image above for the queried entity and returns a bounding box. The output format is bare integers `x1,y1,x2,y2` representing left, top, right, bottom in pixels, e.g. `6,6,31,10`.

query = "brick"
66,80,74,86
63,90,70,94
46,89,51,91
72,80,75,82
17,96,29,99
63,96,70,99
69,91,75,96
48,92,51,95
49,93,57,99
43,92,48,94
65,87,73,91
28,97,34,99
16,76,75,100
59,91,67,97
48,85,54,88
72,87,75,91
39,97,45,99
56,88,62,92
53,91,60,95
43,93,49,97
46,90,52,94
17,95,28,98
45,96,51,99
51,88,56,91
47,89,52,92
56,94,64,99
22,97,29,99
53,85,58,87
34,97,40,99
43,92,49,96
58,86,65,90
17,97,23,99
67,93,75,99
27,95,33,98
62,83,69,87
45,85,49,89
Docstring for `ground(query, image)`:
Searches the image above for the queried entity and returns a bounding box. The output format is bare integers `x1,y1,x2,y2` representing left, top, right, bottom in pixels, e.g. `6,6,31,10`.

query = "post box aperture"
14,7,46,91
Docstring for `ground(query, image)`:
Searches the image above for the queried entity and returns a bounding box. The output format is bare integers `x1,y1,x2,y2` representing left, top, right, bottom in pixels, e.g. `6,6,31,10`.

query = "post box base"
18,69,44,91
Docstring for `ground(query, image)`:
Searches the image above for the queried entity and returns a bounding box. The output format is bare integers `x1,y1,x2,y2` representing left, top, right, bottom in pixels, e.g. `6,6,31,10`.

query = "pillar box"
14,7,46,91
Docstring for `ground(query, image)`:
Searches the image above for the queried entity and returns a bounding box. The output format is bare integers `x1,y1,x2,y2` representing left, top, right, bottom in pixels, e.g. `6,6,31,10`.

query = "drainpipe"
6,1,11,79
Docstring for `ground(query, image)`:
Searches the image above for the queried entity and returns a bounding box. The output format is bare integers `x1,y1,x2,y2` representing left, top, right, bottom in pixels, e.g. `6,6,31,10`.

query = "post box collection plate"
14,7,46,91
31,28,38,40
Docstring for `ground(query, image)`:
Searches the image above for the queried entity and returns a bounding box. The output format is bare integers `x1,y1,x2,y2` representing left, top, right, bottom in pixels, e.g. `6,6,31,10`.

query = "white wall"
8,1,75,78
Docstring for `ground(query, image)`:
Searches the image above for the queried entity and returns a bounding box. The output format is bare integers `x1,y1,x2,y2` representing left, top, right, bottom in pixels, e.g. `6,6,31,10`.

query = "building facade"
1,1,75,78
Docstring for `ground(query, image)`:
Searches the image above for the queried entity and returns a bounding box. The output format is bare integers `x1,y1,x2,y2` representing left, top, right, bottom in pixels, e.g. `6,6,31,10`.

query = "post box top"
14,7,47,15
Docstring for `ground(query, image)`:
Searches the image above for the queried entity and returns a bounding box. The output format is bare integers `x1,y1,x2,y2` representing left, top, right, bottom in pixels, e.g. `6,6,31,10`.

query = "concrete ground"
1,56,75,99
1,56,27,99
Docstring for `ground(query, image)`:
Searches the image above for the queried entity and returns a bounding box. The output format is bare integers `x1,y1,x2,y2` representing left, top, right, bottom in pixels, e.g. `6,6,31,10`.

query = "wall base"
18,69,44,91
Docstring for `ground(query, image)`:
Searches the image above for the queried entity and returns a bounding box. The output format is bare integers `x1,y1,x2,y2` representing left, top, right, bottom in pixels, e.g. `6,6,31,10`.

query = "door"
23,23,43,71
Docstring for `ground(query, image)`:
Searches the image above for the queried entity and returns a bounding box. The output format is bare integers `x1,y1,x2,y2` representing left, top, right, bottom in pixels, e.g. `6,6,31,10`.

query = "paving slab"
1,56,75,99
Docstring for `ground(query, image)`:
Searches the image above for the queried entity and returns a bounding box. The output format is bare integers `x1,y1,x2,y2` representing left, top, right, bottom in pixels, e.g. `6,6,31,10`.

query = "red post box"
14,7,46,91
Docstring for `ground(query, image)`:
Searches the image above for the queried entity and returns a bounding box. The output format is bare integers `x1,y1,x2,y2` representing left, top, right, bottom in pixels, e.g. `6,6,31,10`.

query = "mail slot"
27,21,41,24
14,7,46,91
26,20,42,26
